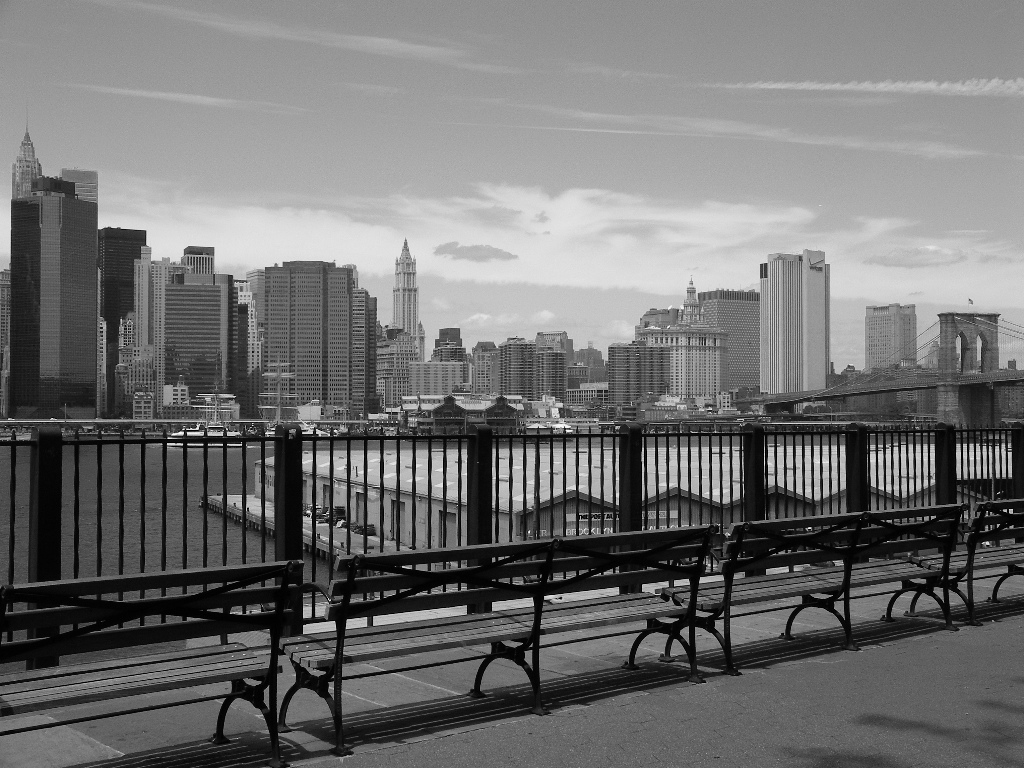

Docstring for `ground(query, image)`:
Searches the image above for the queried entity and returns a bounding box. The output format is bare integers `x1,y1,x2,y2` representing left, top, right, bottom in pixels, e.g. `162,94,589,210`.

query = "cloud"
566,63,676,82
461,312,521,327
531,310,556,325
340,82,405,96
96,173,1024,319
66,84,307,115
434,241,519,262
704,78,1024,98
459,103,985,160
89,0,517,74
867,246,969,268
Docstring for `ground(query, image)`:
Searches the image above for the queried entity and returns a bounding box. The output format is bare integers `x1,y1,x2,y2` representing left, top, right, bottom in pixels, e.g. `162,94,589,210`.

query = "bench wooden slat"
1,654,275,715
0,645,256,695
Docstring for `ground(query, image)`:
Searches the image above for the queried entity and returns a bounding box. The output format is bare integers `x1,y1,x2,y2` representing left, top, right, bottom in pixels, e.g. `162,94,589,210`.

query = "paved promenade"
4,582,1024,768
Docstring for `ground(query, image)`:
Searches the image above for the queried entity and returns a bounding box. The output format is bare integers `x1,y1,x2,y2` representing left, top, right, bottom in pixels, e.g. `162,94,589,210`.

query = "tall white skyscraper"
11,130,42,199
864,303,917,371
392,239,425,361
759,250,830,394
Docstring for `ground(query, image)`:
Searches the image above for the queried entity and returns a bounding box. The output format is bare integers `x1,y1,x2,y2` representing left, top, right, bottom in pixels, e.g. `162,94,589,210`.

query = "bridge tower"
936,312,1000,425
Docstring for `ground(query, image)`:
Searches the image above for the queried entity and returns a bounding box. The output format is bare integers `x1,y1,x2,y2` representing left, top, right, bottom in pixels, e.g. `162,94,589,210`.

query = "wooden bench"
0,561,303,768
661,504,965,675
910,499,1024,625
277,525,716,755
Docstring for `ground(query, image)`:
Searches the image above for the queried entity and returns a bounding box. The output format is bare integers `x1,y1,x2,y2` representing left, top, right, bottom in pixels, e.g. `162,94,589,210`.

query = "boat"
166,422,245,447
299,421,334,438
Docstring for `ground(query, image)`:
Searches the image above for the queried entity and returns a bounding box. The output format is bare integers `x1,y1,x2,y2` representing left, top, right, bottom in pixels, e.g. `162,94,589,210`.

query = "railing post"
28,425,63,669
273,423,305,634
934,423,959,505
616,422,644,533
844,423,871,513
1011,425,1024,500
742,424,766,522
466,425,493,546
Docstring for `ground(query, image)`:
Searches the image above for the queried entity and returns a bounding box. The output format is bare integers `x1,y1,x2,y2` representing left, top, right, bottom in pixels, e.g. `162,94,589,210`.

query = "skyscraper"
265,261,373,417
864,304,917,372
11,130,42,199
607,342,670,405
698,288,760,391
164,273,235,398
392,239,425,361
10,177,98,417
759,250,831,394
99,227,147,413
471,341,498,394
60,169,98,204
182,246,215,275
351,284,378,416
498,337,536,398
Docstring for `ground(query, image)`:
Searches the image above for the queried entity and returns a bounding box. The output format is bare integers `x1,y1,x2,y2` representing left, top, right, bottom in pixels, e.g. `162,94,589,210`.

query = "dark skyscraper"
99,227,147,414
10,177,98,417
164,273,235,397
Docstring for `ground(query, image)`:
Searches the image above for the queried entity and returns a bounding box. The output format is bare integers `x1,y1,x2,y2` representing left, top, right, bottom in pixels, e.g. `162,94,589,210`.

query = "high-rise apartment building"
60,169,98,204
865,303,917,371
698,288,760,391
534,348,567,400
98,227,146,413
265,261,373,417
471,341,498,394
635,280,724,398
182,245,215,276
409,361,468,396
607,342,670,405
759,250,831,394
392,239,425,361
11,130,42,199
432,327,467,363
376,327,419,408
498,337,536,398
10,177,98,417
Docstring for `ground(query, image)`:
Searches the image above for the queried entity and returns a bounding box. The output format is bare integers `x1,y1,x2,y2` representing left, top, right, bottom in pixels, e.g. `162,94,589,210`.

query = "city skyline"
1,2,1022,366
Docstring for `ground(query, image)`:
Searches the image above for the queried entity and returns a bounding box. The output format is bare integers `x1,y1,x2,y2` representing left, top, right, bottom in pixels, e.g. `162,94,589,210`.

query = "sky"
2,0,1023,368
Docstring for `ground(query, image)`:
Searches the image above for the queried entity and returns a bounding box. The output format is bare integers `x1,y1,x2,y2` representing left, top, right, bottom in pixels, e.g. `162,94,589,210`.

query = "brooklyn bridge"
762,311,1024,426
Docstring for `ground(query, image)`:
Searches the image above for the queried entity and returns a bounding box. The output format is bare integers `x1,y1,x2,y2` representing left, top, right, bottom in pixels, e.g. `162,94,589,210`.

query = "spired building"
635,279,725,399
393,240,426,362
759,250,830,394
10,177,98,417
865,303,917,372
11,129,42,199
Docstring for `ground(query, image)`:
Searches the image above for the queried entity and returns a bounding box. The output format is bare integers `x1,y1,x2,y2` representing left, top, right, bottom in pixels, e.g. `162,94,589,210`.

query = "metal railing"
3,421,1024,623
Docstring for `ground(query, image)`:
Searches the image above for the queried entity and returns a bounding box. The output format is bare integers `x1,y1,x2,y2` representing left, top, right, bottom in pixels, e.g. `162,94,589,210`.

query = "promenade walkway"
5,582,1024,768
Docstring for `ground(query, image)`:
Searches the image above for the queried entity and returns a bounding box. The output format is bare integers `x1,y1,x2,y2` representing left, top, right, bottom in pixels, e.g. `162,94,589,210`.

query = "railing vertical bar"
96,440,104,577
221,437,229,567
73,439,80,579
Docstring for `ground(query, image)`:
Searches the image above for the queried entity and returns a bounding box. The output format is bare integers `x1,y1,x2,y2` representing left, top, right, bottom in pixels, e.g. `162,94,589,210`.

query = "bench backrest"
968,499,1024,547
723,504,966,573
324,526,716,623
0,561,304,666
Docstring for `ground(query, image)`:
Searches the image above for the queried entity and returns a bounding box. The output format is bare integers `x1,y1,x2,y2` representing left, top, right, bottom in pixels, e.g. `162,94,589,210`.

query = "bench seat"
0,644,275,717
695,559,943,613
283,592,681,671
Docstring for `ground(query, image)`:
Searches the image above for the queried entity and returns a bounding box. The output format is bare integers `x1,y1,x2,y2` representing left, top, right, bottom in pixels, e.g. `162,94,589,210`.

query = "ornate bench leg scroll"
211,680,289,767
210,682,243,745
